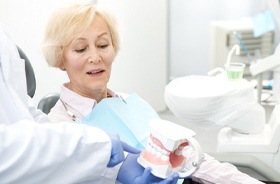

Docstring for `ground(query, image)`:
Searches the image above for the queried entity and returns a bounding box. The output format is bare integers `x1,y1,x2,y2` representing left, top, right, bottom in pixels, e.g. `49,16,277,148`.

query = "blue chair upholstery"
17,45,59,114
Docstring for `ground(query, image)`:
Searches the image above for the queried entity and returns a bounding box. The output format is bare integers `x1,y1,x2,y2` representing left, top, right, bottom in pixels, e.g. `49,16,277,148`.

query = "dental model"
137,119,204,179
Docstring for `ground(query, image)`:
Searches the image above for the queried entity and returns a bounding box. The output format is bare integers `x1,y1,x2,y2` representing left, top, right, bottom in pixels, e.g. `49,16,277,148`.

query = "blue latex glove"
117,153,179,184
107,133,140,167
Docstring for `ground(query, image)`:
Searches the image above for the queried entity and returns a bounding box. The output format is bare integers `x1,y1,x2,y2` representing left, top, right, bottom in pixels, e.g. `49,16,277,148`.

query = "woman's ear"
58,57,66,71
60,67,66,71
59,62,66,71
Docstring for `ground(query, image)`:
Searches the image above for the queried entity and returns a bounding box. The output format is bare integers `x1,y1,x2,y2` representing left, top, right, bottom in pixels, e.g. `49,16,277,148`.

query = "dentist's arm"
0,120,126,184
107,132,140,167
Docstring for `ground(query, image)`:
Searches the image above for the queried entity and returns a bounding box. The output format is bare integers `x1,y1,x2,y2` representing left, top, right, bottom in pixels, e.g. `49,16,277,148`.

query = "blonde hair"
42,2,120,68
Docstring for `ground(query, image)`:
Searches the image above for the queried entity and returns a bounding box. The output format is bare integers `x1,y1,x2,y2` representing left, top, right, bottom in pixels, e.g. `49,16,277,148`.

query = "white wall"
169,0,264,78
97,0,168,112
0,0,71,107
0,0,168,112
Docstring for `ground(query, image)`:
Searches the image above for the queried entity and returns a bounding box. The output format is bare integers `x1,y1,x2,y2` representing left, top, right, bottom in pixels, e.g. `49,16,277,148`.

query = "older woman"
43,3,120,122
42,2,179,184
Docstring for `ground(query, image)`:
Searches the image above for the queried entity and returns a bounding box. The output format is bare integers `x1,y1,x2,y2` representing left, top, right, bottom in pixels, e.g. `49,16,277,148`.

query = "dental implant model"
137,119,204,179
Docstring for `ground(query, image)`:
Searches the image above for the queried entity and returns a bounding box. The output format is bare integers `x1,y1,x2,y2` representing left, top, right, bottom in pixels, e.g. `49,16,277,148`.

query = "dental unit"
137,119,204,179
164,44,280,181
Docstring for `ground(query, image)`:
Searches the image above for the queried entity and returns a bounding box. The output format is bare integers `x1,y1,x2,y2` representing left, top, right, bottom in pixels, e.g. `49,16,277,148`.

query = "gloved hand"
107,133,140,167
133,167,179,184
117,153,179,184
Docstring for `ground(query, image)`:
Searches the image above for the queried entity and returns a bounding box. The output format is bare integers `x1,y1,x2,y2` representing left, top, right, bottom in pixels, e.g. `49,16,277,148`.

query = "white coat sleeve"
184,151,265,184
27,96,51,123
0,27,113,184
0,120,112,184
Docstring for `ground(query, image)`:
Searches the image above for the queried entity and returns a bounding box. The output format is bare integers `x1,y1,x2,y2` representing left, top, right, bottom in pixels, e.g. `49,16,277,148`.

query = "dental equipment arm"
250,43,280,103
249,50,280,76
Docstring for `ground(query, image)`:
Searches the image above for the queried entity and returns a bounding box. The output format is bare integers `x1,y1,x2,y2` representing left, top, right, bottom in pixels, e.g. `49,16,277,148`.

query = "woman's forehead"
77,16,110,38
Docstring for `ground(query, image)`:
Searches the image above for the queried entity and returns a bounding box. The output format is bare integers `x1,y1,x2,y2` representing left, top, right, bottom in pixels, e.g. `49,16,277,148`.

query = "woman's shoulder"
48,100,73,123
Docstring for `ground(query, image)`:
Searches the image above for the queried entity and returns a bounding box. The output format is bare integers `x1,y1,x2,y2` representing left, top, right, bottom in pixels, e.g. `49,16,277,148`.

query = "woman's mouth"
86,69,104,75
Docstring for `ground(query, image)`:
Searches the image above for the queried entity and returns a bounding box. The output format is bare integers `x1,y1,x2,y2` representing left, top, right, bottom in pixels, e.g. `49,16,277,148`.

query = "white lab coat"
0,28,115,183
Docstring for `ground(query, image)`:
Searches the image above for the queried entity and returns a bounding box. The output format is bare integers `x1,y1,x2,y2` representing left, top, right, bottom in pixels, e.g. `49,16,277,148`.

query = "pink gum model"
138,119,204,179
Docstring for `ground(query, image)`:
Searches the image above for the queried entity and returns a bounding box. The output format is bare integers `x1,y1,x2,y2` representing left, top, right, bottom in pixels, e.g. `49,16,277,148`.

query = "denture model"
137,119,204,179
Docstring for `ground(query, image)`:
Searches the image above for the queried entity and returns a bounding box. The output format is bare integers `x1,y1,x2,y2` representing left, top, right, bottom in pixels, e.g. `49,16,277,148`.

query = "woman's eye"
75,48,86,53
99,44,109,49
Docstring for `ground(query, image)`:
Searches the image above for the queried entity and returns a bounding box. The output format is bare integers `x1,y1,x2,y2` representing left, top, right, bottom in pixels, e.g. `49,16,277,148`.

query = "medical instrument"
137,119,204,179
226,44,240,66
233,31,253,62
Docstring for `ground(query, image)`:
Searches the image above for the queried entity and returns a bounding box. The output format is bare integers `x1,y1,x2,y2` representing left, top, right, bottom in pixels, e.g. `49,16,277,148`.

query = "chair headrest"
17,46,36,98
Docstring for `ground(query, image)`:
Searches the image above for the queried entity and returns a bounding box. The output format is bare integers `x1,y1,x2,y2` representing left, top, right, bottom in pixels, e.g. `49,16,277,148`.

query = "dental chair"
19,45,59,114
37,93,60,114
18,46,36,98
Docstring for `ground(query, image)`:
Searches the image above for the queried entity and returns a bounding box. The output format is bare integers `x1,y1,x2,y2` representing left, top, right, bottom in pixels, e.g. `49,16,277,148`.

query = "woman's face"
63,15,116,98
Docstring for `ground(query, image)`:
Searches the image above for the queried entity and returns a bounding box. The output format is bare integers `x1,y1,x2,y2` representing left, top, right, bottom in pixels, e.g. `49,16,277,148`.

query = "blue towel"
79,93,160,149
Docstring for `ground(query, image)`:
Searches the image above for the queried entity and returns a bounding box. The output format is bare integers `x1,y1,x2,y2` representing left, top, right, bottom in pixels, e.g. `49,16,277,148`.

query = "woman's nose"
88,47,100,64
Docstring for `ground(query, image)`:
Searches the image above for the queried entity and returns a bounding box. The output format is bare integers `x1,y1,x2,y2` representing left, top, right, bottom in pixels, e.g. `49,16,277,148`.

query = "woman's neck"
66,82,108,102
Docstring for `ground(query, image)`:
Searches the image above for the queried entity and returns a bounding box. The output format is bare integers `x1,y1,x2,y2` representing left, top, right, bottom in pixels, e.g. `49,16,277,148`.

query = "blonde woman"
42,2,178,184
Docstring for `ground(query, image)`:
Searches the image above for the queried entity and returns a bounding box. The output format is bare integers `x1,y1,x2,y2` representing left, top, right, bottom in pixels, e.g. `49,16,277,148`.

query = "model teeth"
147,144,153,152
161,155,169,161
162,149,169,155
175,149,182,156
147,137,171,161
156,145,161,152
138,120,199,179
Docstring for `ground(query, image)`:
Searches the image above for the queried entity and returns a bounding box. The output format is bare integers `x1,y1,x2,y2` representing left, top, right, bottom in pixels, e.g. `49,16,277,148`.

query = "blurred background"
0,0,278,112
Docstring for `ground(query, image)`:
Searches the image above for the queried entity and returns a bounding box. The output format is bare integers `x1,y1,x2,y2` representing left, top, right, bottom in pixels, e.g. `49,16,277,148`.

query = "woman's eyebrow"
97,32,110,39
71,32,110,44
72,38,86,44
